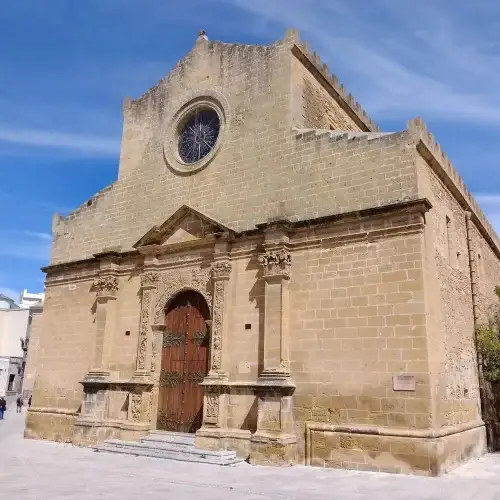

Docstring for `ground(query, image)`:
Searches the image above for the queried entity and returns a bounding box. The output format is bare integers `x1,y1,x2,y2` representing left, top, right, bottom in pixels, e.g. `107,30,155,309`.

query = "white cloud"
0,230,51,261
0,126,120,156
22,231,52,241
216,0,500,126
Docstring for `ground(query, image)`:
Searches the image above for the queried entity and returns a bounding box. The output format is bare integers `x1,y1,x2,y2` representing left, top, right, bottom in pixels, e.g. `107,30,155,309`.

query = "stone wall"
25,264,98,442
417,159,481,429
49,32,419,266
22,307,44,398
290,55,362,131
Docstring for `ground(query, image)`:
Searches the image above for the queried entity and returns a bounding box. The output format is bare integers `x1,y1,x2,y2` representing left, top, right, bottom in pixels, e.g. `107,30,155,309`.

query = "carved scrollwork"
130,391,142,422
211,281,224,370
153,268,212,324
163,331,184,348
210,260,232,280
192,331,208,346
187,371,205,385
157,410,179,431
150,333,161,373
258,249,291,278
137,289,152,370
93,276,119,297
205,387,222,425
140,272,161,289
159,371,183,387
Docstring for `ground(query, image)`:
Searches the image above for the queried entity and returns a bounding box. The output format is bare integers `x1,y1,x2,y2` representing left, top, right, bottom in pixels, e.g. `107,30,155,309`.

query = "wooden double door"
156,291,210,433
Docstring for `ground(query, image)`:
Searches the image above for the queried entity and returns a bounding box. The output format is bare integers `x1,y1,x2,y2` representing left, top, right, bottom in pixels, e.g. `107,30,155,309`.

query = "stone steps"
94,431,244,466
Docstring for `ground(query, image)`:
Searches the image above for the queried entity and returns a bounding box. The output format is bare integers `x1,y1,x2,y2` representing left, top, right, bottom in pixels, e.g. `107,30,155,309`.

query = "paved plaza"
1,408,500,499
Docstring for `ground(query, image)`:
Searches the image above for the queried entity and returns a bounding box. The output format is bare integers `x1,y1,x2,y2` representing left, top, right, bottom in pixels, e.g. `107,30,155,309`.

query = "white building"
19,289,45,309
0,294,29,396
0,290,44,397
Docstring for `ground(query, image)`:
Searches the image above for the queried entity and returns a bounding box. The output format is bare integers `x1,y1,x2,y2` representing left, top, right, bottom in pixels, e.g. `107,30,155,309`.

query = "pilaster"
133,270,161,383
205,236,232,382
87,252,120,379
257,222,292,380
250,220,297,465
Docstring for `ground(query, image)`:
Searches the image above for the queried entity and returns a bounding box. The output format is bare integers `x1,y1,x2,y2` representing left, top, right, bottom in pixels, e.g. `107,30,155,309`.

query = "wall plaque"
393,374,416,392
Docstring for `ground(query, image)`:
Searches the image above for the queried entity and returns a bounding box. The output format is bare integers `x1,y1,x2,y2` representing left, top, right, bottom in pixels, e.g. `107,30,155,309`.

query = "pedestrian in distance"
28,394,32,408
0,397,6,420
16,396,23,413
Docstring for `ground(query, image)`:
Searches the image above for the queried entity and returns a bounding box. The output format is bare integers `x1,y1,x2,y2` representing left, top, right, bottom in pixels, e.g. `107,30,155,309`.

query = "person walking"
0,397,6,420
28,394,32,408
16,396,23,413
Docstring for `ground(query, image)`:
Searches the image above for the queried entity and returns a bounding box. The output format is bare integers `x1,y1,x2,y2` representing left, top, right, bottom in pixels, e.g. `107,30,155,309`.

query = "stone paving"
1,408,500,499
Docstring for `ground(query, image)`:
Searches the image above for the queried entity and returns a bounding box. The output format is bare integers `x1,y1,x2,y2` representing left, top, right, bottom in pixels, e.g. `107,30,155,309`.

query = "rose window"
178,109,220,164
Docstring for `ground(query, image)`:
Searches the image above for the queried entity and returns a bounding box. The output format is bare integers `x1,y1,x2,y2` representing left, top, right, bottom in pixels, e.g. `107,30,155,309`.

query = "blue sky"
1,0,500,301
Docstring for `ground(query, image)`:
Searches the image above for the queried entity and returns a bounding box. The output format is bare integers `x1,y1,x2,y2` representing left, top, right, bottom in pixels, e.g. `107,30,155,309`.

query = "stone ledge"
28,406,79,417
305,421,486,476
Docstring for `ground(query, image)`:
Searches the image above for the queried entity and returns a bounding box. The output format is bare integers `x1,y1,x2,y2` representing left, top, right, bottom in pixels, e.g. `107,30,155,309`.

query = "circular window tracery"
163,93,228,175
178,109,220,164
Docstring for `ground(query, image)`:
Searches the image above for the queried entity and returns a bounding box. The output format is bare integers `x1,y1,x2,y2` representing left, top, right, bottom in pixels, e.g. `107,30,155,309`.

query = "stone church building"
25,29,500,475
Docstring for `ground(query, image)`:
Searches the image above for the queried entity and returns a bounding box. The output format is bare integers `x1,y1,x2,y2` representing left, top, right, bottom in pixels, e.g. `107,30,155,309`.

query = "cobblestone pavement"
1,410,500,500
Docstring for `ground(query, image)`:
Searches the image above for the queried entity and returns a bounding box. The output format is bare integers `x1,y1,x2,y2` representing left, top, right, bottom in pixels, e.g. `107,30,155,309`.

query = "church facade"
25,29,500,475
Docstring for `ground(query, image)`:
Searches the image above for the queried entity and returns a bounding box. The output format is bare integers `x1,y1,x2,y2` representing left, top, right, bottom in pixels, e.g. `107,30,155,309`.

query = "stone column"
258,248,291,379
207,258,232,380
88,275,119,379
130,271,161,423
250,222,297,466
134,272,161,377
148,323,166,426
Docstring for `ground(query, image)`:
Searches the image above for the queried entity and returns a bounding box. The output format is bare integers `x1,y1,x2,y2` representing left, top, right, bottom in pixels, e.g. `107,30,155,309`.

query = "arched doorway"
156,290,210,433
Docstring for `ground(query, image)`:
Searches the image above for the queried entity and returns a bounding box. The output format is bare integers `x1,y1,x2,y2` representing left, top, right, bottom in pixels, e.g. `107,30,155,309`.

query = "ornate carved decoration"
205,388,221,425
210,260,232,280
187,372,205,385
258,249,291,278
157,410,179,431
159,371,183,387
93,276,119,297
140,272,161,289
150,333,161,373
192,331,208,346
153,268,212,324
130,391,142,423
148,386,158,423
137,289,152,370
163,331,184,348
211,281,224,370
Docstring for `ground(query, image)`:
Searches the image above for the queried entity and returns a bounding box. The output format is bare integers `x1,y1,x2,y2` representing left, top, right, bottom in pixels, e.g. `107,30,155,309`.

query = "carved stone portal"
153,268,212,324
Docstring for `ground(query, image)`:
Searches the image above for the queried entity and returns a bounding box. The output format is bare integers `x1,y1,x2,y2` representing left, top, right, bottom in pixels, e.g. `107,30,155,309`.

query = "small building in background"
0,290,45,398
21,293,45,399
0,293,29,396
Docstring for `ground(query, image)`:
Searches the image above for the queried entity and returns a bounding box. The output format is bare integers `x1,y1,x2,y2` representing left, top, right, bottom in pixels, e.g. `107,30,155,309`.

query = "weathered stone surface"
25,29,500,476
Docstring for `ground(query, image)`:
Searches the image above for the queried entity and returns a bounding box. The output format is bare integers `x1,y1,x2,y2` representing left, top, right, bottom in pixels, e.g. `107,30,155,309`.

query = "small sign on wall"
393,374,416,392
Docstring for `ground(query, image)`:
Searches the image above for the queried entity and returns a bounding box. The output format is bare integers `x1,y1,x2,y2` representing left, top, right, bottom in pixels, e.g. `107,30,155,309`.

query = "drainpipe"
465,211,488,442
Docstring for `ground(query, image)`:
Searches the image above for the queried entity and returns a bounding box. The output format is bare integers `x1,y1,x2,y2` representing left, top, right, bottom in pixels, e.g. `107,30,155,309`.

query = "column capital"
210,260,232,281
140,271,161,289
93,276,119,298
258,249,291,280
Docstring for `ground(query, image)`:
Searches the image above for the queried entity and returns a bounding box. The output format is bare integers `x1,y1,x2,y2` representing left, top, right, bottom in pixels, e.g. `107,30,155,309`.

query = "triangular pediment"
133,205,234,248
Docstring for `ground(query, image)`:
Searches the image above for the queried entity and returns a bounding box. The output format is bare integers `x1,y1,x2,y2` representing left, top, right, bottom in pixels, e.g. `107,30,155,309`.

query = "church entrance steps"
94,431,244,466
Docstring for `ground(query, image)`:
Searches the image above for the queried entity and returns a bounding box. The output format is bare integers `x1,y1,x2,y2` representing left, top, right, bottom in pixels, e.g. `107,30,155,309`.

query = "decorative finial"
198,30,208,41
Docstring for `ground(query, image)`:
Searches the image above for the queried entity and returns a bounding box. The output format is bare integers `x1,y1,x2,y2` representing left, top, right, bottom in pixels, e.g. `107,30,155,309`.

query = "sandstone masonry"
25,28,500,476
